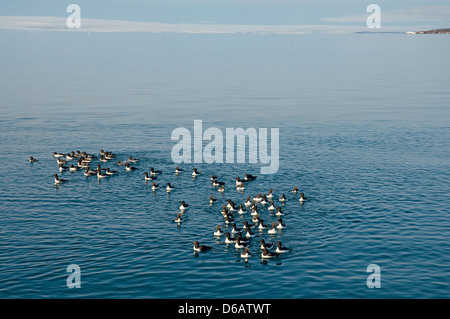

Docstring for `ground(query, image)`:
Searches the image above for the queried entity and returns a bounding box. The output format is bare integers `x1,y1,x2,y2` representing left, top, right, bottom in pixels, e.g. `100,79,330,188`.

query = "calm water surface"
0,31,449,298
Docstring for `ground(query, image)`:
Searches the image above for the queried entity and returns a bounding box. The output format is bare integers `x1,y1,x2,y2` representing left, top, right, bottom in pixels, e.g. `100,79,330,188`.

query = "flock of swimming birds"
29,149,308,261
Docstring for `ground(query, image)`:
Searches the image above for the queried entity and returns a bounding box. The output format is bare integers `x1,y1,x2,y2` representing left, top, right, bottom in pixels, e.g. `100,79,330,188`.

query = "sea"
0,30,449,298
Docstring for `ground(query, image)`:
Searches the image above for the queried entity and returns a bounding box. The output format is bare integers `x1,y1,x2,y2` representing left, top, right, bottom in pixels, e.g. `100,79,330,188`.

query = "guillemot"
236,232,249,243
53,174,68,185
240,247,252,258
258,219,268,230
276,219,286,229
128,156,139,163
244,173,257,181
235,177,245,187
209,195,217,204
235,237,248,249
224,232,236,244
105,168,118,175
175,166,184,174
226,199,236,210
144,172,155,181
192,168,201,176
84,168,97,176
174,213,183,223
261,248,279,259
69,164,80,172
243,221,255,230
299,192,308,202
56,158,67,166
58,164,68,172
125,163,137,172
104,152,115,160
150,168,162,175
77,159,89,168
252,194,262,202
220,205,228,215
214,225,223,236
99,155,109,163
97,168,108,179
260,195,267,205
224,215,234,224
237,204,246,215
275,207,284,216
275,242,290,253
231,223,241,234
245,228,255,238
260,239,273,250
268,223,277,234
179,201,189,211
193,241,212,252
212,179,225,187
166,182,176,192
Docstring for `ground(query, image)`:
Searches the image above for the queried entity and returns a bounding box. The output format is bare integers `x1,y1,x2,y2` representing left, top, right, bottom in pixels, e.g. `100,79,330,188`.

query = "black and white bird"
260,239,273,250
275,242,290,254
193,241,212,252
240,247,252,259
224,232,236,244
261,248,279,259
179,201,189,211
125,163,137,172
128,156,139,163
174,213,183,223
105,168,118,176
175,166,184,174
209,195,217,205
299,192,308,202
149,168,162,175
235,237,248,249
166,182,176,192
53,174,68,185
214,225,223,236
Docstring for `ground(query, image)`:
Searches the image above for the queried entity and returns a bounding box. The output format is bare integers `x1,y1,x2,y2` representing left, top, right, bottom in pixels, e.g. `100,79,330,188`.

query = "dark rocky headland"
414,28,450,34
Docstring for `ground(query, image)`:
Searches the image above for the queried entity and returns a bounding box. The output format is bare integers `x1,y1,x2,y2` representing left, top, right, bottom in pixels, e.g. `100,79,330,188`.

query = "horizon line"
0,16,426,34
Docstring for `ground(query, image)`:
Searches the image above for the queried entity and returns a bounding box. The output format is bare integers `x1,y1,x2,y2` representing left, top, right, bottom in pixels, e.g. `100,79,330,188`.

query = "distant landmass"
407,28,450,34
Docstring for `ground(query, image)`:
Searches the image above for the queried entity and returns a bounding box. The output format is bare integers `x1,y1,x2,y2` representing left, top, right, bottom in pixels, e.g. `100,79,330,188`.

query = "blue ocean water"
0,31,449,298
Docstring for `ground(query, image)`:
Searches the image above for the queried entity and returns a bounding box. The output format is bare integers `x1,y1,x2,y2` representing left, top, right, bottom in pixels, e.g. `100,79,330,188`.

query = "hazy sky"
1,0,450,27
